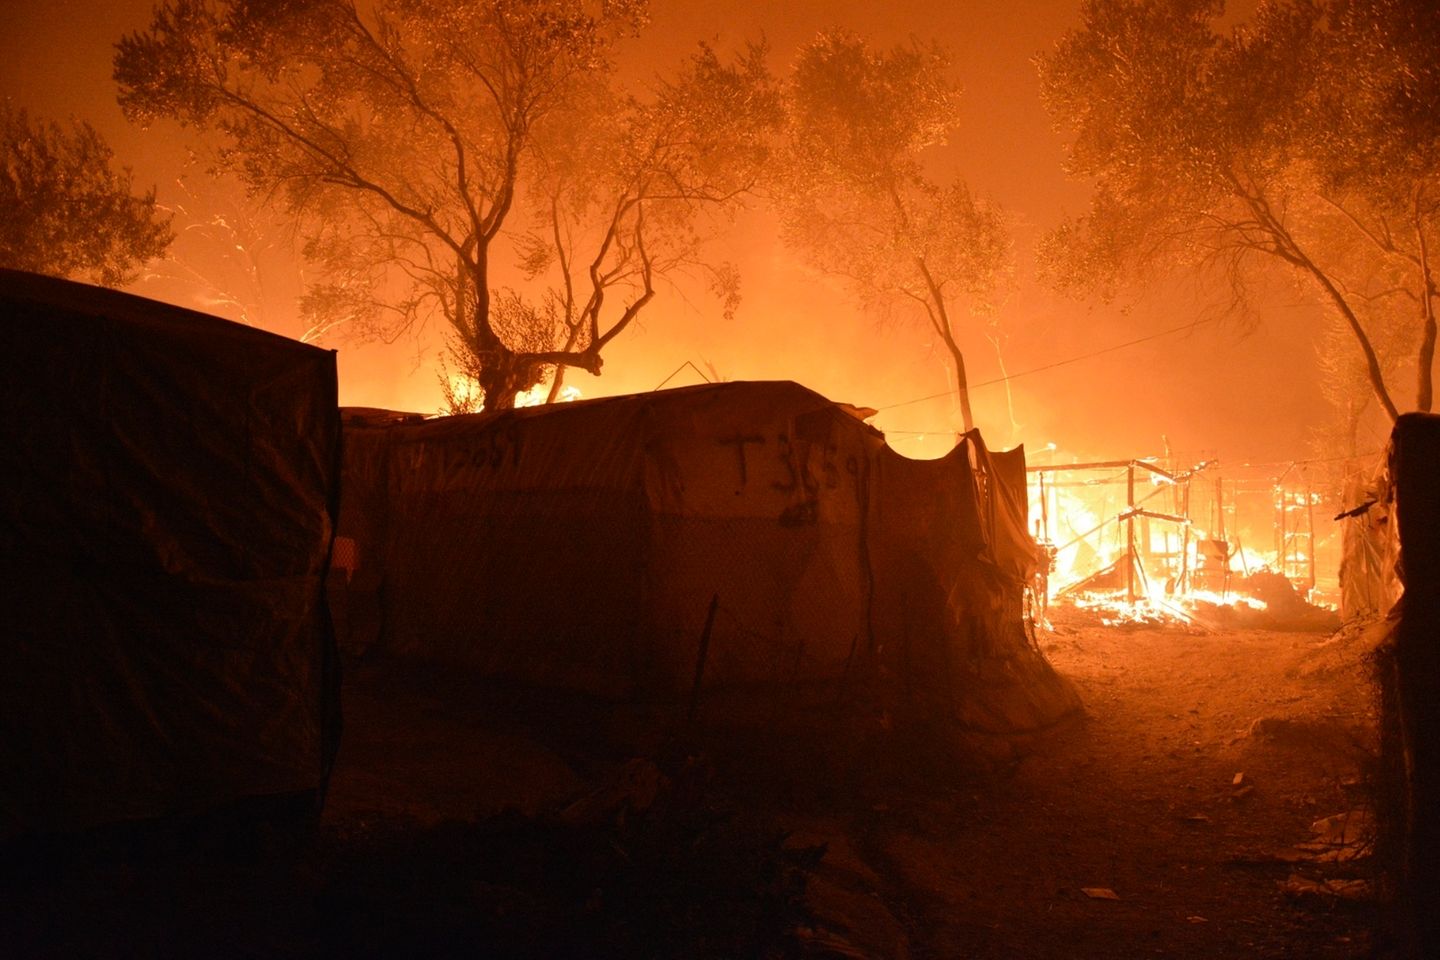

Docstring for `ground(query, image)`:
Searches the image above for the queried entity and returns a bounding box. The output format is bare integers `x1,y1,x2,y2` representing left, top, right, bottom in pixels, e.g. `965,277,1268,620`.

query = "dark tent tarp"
333,381,1079,736
1379,413,1440,958
0,269,341,838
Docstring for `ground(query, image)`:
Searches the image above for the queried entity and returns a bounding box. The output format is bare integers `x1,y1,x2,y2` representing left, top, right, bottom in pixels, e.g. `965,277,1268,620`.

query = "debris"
1280,874,1372,901
1182,814,1211,824
793,926,879,959
1232,771,1246,787
1271,809,1375,863
1311,810,1372,846
1232,784,1255,800
1081,887,1121,900
1186,915,1209,923
559,758,668,826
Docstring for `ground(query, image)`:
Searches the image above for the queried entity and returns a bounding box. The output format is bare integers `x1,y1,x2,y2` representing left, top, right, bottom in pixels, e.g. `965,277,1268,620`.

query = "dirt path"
788,620,1382,959
319,619,1384,958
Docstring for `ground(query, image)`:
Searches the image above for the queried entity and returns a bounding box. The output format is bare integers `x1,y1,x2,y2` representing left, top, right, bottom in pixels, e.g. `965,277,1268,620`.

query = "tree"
777,31,1011,433
442,37,776,410
116,0,777,411
0,103,171,286
1036,0,1439,424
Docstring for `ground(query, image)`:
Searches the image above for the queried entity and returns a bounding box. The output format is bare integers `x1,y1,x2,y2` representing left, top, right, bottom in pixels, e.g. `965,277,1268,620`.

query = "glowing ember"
515,383,583,407
1063,587,1268,627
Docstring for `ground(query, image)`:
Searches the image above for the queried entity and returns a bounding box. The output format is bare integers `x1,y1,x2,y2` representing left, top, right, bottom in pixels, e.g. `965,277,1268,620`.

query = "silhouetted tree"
1037,0,1439,422
0,103,171,286
116,0,776,410
777,31,1011,433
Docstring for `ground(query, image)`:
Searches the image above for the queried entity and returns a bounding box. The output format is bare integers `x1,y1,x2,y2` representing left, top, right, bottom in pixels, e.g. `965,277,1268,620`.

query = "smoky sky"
0,0,1353,464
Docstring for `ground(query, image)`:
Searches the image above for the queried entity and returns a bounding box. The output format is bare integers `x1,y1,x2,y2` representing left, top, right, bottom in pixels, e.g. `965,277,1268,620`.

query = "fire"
445,375,583,413
515,383,583,407
1026,452,1325,624
1064,587,1268,627
446,374,484,412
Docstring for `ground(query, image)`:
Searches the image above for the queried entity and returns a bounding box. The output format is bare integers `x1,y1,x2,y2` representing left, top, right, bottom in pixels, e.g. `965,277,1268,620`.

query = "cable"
876,317,1218,412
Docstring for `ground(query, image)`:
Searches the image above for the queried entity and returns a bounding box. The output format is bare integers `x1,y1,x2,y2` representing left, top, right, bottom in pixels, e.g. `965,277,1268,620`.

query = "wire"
1228,450,1383,469
876,317,1218,412
653,360,713,391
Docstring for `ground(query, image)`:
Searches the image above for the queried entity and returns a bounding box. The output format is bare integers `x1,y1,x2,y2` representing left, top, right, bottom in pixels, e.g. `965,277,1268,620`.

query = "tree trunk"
1414,212,1436,412
944,335,975,435
478,348,533,411
545,365,568,404
1300,256,1402,422
915,258,976,433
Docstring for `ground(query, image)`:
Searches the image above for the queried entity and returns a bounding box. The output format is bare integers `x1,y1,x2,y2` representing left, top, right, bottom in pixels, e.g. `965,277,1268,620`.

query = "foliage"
496,37,778,406
116,0,777,410
1037,0,1440,423
0,104,171,286
778,30,1012,433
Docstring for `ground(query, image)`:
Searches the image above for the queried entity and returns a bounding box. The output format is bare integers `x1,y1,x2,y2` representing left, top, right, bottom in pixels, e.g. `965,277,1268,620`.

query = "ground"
2,615,1386,958
775,614,1383,959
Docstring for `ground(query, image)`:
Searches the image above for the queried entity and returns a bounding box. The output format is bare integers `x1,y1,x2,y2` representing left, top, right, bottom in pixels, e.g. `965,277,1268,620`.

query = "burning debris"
1028,453,1344,631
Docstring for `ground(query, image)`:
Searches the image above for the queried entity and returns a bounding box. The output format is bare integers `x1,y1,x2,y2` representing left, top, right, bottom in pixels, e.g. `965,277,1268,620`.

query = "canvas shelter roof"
334,380,1079,736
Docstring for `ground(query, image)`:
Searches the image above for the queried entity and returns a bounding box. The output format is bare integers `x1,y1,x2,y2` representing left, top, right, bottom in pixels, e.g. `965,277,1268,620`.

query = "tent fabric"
1380,413,1440,956
1338,462,1399,620
335,381,1079,735
0,269,341,838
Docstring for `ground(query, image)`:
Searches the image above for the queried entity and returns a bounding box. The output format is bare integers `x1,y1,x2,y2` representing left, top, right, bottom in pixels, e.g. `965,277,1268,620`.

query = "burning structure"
331,381,1080,738
1027,453,1349,627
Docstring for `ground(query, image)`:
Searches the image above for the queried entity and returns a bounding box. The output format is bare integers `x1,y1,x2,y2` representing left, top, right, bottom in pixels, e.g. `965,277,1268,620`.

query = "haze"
0,0,1345,464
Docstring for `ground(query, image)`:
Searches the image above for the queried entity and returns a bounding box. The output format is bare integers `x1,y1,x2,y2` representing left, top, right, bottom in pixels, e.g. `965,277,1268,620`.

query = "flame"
514,383,583,407
1029,462,1295,625
1063,586,1268,627
446,374,484,412
445,376,584,413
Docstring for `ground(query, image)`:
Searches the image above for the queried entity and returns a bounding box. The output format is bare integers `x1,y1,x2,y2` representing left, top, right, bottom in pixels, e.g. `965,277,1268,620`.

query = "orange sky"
1,0,1366,465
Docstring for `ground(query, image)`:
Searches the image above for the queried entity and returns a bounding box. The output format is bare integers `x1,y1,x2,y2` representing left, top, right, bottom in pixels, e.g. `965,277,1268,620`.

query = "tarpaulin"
334,381,1080,733
0,269,340,837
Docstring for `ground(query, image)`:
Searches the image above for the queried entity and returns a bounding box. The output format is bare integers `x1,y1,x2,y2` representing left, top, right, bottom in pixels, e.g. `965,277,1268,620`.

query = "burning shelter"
333,380,1080,736
0,269,341,839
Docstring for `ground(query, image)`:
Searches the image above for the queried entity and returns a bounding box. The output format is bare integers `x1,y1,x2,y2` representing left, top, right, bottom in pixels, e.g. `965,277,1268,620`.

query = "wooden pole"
1127,462,1137,603
1215,474,1226,541
1306,476,1317,595
688,593,719,722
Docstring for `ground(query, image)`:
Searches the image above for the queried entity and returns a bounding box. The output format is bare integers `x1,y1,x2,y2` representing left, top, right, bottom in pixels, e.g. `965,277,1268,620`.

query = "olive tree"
777,31,1011,434
0,103,171,286
116,0,776,409
1037,0,1439,423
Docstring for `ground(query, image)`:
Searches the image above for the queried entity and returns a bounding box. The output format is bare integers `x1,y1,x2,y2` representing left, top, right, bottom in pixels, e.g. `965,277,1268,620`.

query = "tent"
0,269,341,839
334,381,1079,735
1380,413,1440,958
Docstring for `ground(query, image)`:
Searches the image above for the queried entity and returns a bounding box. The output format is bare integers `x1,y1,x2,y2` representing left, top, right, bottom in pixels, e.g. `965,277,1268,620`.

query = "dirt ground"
317,610,1386,959
773,612,1385,959
2,614,1387,958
